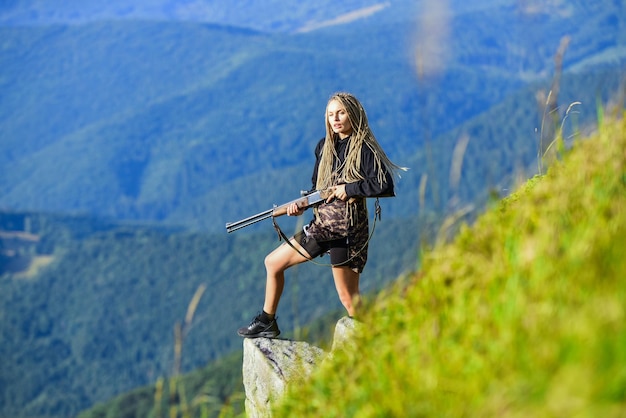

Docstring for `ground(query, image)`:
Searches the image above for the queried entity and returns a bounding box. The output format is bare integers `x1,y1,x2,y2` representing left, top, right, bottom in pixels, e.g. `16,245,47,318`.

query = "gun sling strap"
272,198,382,267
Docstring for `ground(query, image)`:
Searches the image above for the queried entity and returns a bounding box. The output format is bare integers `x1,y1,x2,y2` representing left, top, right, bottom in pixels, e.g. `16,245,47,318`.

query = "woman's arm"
343,143,395,198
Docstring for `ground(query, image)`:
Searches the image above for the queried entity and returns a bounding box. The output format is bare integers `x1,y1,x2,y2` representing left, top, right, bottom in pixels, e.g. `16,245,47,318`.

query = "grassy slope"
277,113,626,416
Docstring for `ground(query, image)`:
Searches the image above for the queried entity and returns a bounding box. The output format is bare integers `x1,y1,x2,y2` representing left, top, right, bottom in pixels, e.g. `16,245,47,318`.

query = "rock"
243,337,325,417
242,316,361,417
330,316,362,353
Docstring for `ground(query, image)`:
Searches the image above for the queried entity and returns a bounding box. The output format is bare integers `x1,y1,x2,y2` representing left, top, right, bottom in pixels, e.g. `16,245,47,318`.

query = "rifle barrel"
225,189,329,233
225,208,273,233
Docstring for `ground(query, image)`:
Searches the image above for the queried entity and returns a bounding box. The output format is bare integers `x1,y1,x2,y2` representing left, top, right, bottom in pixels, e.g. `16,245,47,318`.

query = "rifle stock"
225,189,332,233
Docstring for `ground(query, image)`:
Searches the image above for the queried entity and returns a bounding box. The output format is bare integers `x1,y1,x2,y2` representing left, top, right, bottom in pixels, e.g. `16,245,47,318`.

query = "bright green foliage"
276,114,626,417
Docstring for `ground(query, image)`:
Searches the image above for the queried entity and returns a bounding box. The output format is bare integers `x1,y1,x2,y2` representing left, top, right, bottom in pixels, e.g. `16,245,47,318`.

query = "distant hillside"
0,0,507,31
0,0,623,233
0,203,419,418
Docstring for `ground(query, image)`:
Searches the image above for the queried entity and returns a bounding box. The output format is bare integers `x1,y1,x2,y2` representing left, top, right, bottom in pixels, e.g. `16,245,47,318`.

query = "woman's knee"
264,247,291,273
264,252,280,273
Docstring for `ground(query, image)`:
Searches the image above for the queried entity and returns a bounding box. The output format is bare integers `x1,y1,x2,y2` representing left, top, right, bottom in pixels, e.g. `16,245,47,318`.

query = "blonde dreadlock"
316,92,405,191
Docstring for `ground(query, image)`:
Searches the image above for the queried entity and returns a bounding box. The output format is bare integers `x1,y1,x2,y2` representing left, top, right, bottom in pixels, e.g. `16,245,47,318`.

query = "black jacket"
311,137,394,198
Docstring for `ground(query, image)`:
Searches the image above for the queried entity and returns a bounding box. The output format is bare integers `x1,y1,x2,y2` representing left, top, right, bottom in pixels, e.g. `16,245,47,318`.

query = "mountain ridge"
0,10,620,229
2,1,623,233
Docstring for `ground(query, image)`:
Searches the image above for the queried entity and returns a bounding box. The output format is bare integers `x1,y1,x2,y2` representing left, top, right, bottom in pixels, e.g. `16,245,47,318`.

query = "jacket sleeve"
344,143,395,198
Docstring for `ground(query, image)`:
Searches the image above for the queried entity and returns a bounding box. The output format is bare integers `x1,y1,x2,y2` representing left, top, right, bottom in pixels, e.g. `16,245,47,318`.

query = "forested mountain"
1,0,623,232
0,0,625,417
0,208,419,418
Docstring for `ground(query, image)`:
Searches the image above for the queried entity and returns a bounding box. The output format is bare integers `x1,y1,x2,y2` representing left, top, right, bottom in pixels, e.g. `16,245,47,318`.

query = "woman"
238,92,404,338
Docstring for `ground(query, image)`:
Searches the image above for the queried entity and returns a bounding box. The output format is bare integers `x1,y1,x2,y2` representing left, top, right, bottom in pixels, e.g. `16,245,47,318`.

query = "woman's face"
327,99,353,139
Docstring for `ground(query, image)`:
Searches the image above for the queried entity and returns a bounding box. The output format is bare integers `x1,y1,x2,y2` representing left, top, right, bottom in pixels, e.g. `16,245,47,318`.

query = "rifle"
225,189,333,233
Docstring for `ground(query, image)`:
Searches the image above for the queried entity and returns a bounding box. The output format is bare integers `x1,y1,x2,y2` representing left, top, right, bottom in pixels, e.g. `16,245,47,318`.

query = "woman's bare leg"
331,266,361,316
262,238,311,315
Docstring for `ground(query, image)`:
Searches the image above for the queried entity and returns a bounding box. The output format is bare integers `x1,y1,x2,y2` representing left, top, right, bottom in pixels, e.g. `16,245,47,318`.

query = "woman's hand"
328,184,348,201
286,202,305,216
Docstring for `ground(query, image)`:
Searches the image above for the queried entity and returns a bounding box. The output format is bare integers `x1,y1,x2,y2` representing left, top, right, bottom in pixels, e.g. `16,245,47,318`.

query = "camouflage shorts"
301,198,369,273
346,198,369,273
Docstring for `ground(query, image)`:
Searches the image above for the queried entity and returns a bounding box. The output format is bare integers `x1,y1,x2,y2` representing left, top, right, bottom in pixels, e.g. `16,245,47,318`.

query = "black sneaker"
237,313,280,338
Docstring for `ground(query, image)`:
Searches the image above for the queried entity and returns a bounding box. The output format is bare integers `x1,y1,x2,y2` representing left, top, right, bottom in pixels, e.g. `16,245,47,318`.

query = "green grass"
275,113,626,417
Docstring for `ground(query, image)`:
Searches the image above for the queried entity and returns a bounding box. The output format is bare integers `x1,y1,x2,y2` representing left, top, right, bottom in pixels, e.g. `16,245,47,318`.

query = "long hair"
315,92,405,191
